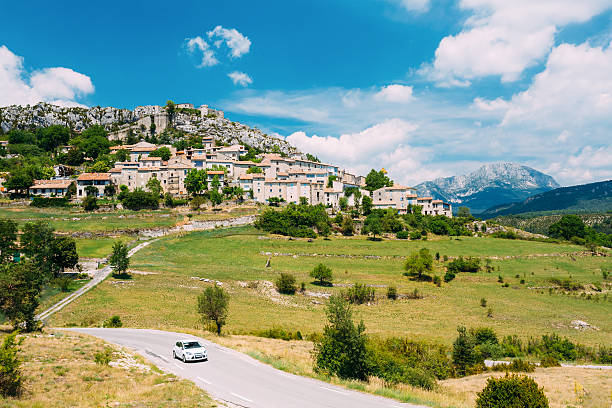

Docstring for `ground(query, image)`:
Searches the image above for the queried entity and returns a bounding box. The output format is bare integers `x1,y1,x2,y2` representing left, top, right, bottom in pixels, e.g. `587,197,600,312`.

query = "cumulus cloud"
375,84,414,103
228,71,253,87
0,45,94,107
185,36,219,67
425,0,612,85
207,26,251,58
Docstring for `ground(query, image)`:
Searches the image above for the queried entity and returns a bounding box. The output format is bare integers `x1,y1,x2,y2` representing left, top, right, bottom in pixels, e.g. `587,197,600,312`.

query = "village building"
77,173,112,197
29,179,73,197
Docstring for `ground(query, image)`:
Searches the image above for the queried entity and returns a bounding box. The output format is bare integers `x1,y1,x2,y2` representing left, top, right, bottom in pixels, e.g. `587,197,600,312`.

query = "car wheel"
182,354,186,363
173,351,176,359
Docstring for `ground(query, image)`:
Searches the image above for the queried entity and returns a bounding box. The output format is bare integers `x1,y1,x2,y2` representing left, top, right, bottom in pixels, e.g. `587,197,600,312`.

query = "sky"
1,0,611,187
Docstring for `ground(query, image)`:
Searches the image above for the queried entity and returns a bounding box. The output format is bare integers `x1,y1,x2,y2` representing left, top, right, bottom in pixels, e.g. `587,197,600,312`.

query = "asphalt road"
65,328,428,408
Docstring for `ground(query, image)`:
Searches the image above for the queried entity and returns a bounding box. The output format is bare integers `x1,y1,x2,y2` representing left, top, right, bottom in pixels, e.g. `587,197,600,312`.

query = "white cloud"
185,36,219,67
392,0,430,12
426,0,612,85
207,26,251,58
0,45,94,107
228,71,253,87
375,84,414,103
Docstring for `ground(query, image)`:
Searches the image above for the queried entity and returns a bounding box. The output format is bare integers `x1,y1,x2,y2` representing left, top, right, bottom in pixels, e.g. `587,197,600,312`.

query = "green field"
50,226,612,349
75,236,135,258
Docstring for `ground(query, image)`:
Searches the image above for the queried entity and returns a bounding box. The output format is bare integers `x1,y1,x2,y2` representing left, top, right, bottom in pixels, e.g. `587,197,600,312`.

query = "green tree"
403,248,434,280
149,146,171,161
109,241,130,276
37,125,70,152
64,147,85,165
84,185,98,197
306,153,320,162
476,374,549,408
82,196,99,211
548,215,586,240
310,263,333,286
3,169,33,194
339,196,348,211
209,190,223,208
363,215,383,238
197,285,230,335
20,221,57,279
0,262,43,331
361,195,372,215
0,219,18,264
276,273,297,294
184,169,207,196
314,295,370,380
146,177,162,196
365,169,392,191
74,125,110,159
211,175,220,190
114,148,130,162
246,166,263,174
50,236,79,274
165,100,176,126
457,206,471,218
341,215,355,236
65,181,77,199
0,331,24,397
104,183,116,198
452,326,483,376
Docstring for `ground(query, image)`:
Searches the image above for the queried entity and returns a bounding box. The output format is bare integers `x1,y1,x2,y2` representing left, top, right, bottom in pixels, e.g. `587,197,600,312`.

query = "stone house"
77,173,112,197
29,179,73,197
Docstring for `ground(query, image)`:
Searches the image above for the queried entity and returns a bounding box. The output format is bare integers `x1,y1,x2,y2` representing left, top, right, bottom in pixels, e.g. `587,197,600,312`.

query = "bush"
0,332,23,397
447,256,480,274
476,374,549,408
94,347,114,365
103,315,123,328
452,326,484,376
491,230,520,240
121,188,159,211
444,271,456,282
433,275,441,286
254,327,303,341
276,273,297,294
345,283,375,304
386,286,397,300
396,230,409,239
254,203,331,238
310,263,333,286
409,230,422,240
82,196,98,211
480,298,487,307
539,356,561,367
30,197,69,207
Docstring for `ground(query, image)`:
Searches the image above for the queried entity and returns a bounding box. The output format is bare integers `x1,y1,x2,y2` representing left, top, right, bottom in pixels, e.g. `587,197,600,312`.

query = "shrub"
103,315,122,328
0,332,23,397
490,359,535,373
452,326,484,376
444,271,456,282
345,283,375,304
433,275,441,286
409,230,422,240
254,203,331,238
447,256,480,274
404,248,434,280
386,286,397,300
491,230,520,240
30,197,69,207
254,327,303,341
480,298,487,307
396,230,409,239
476,374,549,408
121,188,159,211
276,273,297,294
310,264,333,286
82,196,98,211
539,356,561,367
94,347,114,365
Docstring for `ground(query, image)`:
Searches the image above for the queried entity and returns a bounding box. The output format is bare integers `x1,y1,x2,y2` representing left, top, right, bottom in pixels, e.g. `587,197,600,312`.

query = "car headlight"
186,352,192,356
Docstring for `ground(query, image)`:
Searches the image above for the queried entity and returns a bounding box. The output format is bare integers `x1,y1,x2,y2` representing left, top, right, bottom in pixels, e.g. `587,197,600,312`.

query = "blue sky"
1,0,611,186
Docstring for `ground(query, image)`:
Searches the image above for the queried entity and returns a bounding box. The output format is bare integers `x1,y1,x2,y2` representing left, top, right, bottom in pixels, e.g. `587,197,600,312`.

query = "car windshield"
183,341,202,349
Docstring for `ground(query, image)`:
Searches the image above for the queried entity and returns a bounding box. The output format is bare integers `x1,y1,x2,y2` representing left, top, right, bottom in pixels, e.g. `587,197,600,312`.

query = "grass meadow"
50,226,612,348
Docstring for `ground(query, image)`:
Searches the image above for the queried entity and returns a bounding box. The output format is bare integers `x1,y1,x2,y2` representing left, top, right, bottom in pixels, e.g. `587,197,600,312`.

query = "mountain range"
414,163,560,214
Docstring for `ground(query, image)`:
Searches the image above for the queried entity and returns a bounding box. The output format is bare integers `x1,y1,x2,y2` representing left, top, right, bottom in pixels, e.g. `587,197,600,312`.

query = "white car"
173,339,208,362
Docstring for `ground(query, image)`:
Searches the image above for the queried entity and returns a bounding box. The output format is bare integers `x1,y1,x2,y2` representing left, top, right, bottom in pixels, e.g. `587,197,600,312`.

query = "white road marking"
230,392,253,402
173,363,185,370
197,376,212,384
321,386,348,395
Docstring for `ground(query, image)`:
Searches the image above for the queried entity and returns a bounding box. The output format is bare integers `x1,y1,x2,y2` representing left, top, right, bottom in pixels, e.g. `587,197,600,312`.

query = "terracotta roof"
324,188,342,193
141,156,162,161
417,197,432,201
239,174,254,180
277,172,288,176
432,200,443,204
31,179,72,189
109,168,122,173
207,170,225,175
386,185,415,191
406,193,418,198
77,173,111,181
218,144,246,152
138,167,160,171
234,161,256,165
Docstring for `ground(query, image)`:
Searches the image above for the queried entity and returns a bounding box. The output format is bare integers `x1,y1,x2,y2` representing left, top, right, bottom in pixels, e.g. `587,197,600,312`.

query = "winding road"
65,328,428,408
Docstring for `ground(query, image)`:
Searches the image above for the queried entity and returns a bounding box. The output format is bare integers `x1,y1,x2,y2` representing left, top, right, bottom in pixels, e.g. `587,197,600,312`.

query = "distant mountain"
480,179,612,218
414,163,560,214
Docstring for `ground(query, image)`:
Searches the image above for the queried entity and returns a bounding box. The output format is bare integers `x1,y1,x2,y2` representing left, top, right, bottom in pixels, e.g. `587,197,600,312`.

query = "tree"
246,166,262,174
197,285,229,335
341,215,355,236
310,263,333,286
211,175,220,190
82,196,98,211
306,153,320,162
365,169,392,191
209,190,223,208
339,197,348,211
3,169,33,194
0,331,24,397
114,148,130,162
404,248,434,280
185,169,207,196
85,185,98,197
548,215,586,240
0,219,18,264
165,100,176,126
457,206,471,218
37,125,70,152
361,195,372,216
146,177,162,196
75,125,111,159
0,262,43,331
20,221,57,279
104,183,116,198
452,326,483,376
276,273,297,294
64,147,85,165
363,215,382,239
109,241,129,276
50,236,79,274
327,175,337,188
65,182,77,199
476,374,549,408
149,146,171,161
314,295,370,380
120,188,159,211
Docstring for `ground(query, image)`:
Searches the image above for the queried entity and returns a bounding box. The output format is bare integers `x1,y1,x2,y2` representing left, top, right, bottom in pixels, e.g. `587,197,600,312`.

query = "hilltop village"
2,102,452,216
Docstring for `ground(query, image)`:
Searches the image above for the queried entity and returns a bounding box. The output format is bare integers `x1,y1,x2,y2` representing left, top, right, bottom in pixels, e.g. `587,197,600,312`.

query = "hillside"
0,102,299,156
480,179,612,218
414,162,559,213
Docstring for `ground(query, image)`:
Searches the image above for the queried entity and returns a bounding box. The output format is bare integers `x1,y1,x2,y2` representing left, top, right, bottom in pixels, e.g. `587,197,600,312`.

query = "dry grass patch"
0,330,216,408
